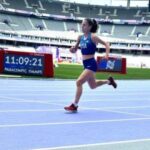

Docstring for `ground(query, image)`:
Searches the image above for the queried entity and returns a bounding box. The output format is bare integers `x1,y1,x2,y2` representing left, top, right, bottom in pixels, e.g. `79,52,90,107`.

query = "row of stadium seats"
0,13,150,41
0,0,150,20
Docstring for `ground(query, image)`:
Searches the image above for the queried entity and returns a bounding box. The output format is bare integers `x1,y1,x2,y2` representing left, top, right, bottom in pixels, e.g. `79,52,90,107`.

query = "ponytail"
85,18,98,33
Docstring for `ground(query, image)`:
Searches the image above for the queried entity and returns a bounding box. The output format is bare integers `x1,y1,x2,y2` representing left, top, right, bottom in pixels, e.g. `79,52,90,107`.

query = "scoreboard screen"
4,54,44,75
0,50,54,77
97,56,126,74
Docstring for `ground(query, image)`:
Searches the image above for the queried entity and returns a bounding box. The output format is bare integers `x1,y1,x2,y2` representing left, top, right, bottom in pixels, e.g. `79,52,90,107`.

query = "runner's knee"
89,84,96,89
76,79,84,87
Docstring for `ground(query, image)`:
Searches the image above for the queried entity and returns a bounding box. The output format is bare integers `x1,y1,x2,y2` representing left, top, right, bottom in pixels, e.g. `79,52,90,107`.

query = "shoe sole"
64,108,78,113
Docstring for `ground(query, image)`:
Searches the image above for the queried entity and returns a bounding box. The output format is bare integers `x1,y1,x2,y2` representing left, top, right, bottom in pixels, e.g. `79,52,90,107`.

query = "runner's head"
81,18,98,34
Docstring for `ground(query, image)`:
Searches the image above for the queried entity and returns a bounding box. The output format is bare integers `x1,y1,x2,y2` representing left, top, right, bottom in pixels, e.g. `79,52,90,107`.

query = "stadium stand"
0,0,149,40
0,12,149,41
0,0,150,68
0,0,149,19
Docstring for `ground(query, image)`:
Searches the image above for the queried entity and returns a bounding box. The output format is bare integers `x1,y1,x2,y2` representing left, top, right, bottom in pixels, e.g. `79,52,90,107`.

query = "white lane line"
1,85,148,89
1,87,149,92
0,86,74,88
82,107,150,117
81,99,150,102
32,138,150,150
107,109,150,117
0,117,150,128
82,106,150,109
0,96,64,105
1,100,150,104
0,101,62,106
1,96,150,118
41,102,150,118
0,98,150,103
0,96,61,105
0,101,64,108
0,100,49,104
60,104,150,118
0,107,149,119
90,108,150,117
0,92,149,97
0,109,63,113
49,103,150,118
0,101,42,103
0,105,150,112
0,106,149,117
0,89,76,92
1,98,150,103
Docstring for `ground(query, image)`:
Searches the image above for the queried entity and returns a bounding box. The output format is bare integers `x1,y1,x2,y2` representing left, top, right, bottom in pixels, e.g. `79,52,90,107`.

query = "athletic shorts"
83,58,97,72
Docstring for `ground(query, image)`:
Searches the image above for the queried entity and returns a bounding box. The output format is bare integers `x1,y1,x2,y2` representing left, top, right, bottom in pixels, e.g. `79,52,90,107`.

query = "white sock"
107,80,110,84
73,103,78,107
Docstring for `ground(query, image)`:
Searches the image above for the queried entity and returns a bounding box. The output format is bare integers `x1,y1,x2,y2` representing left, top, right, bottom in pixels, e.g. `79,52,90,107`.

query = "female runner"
64,18,117,112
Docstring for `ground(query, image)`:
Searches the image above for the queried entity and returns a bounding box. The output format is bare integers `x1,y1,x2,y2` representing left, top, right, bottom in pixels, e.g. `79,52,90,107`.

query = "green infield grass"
54,64,150,79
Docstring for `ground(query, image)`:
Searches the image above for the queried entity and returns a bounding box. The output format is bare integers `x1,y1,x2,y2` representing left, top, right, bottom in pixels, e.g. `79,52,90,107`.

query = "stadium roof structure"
46,0,149,8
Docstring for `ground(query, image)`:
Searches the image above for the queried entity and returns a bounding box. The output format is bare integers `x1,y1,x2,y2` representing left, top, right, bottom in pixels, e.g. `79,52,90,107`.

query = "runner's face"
81,19,91,33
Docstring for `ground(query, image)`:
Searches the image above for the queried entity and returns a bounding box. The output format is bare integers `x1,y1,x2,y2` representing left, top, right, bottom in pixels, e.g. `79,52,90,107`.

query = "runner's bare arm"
70,35,82,53
92,34,110,59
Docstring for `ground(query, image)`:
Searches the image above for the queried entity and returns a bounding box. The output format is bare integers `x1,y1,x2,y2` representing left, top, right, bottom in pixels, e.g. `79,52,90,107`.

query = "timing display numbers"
5,55,43,66
4,54,44,75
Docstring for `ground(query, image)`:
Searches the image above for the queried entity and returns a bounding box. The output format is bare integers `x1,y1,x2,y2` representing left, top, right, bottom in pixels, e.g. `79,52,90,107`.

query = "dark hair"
85,18,98,33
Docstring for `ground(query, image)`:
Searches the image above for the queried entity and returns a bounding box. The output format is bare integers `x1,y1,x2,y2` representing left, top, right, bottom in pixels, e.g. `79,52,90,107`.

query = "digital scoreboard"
0,50,54,77
97,56,126,74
